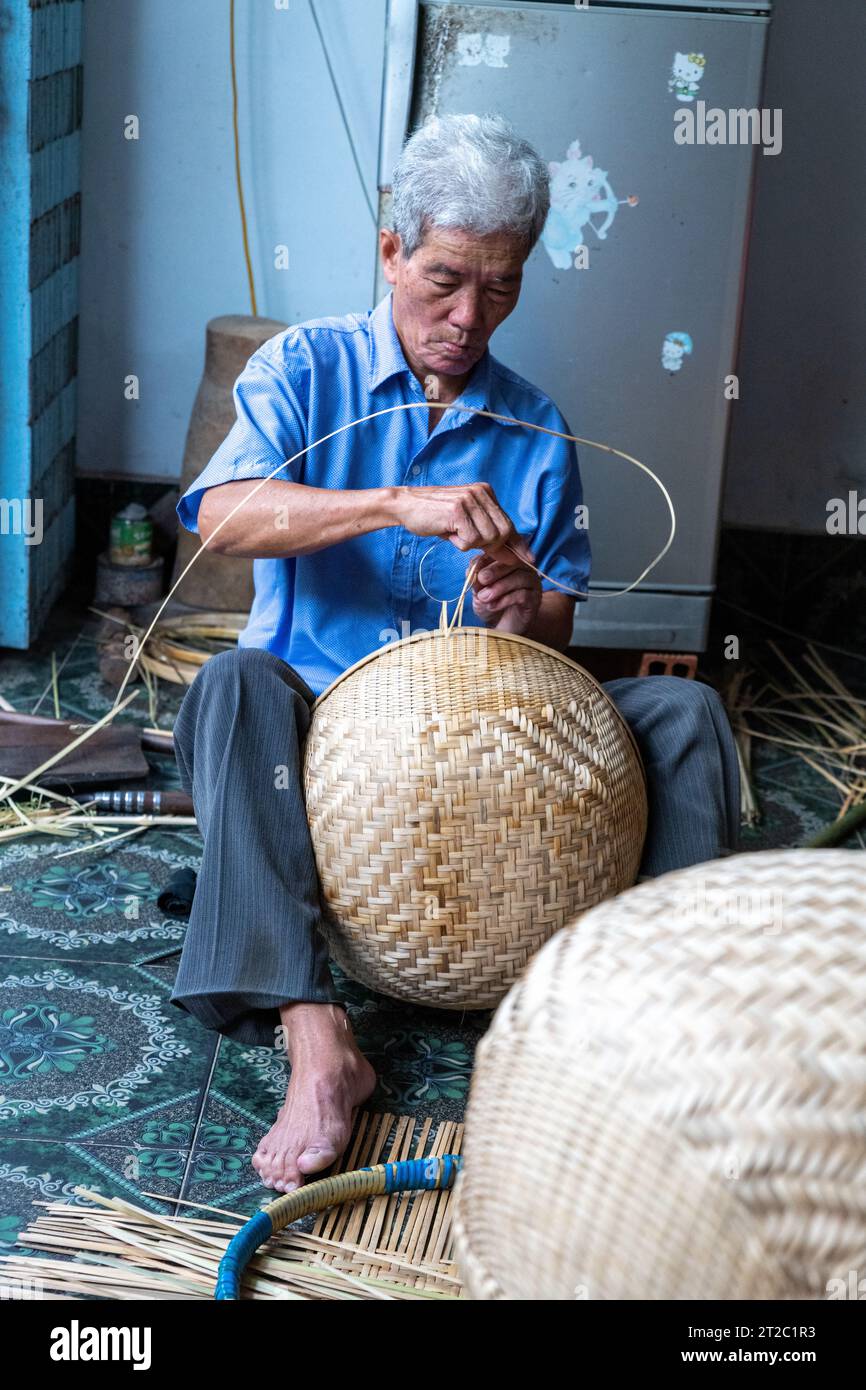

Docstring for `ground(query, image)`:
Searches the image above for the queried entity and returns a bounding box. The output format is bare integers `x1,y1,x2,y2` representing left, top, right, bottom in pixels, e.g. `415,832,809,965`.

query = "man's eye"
431,280,458,290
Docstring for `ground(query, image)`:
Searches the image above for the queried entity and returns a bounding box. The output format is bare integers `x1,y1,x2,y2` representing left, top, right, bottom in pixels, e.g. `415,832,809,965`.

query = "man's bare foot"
251,1002,376,1192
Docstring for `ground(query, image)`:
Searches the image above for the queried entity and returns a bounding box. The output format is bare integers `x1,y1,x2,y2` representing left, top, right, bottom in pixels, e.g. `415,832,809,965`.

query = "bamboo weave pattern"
304,627,647,1008
453,849,866,1299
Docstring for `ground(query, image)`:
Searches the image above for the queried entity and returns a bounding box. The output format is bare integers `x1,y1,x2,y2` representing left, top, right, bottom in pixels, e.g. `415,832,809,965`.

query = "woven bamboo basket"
452,848,866,1299
303,625,647,1008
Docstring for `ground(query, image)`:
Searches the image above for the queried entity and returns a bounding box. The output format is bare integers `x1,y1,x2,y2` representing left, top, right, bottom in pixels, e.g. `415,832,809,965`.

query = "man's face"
381,224,525,382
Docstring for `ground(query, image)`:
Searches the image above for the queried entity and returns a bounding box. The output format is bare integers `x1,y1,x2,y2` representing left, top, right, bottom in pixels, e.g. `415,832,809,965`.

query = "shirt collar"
368,290,520,427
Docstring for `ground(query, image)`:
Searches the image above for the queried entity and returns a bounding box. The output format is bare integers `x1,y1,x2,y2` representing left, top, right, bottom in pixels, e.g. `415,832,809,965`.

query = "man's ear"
379,227,403,285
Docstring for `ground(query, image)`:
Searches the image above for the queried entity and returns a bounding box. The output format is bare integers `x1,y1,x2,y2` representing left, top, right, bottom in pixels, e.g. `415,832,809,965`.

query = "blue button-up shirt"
178,290,591,696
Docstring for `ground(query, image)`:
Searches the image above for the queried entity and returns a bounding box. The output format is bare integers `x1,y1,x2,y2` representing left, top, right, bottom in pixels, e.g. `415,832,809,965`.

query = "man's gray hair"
390,113,550,259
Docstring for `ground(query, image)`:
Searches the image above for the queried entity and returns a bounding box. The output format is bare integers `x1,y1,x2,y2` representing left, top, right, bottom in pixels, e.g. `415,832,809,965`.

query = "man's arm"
198,478,535,564
200,476,573,648
198,479,396,557
526,593,576,652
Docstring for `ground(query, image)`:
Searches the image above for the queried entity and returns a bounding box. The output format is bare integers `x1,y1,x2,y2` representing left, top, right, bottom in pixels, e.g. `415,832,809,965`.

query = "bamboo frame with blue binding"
214,1153,462,1299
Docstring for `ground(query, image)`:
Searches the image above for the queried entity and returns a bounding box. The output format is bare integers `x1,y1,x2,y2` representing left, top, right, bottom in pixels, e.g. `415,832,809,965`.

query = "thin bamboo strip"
6,1116,461,1300
355,1117,417,1282
0,813,196,846
768,643,851,743
50,651,61,720
401,1123,455,1273
805,648,866,715
307,1114,461,1289
54,824,150,858
736,725,862,780
327,1114,409,1253
364,1116,417,1253
285,1232,461,1287
376,1116,434,1267
743,705,864,740
314,1110,380,1243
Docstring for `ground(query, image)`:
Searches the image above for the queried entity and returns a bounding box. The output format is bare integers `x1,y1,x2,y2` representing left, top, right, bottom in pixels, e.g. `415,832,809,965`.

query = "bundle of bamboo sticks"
134,612,247,688
725,642,866,826
0,1114,463,1300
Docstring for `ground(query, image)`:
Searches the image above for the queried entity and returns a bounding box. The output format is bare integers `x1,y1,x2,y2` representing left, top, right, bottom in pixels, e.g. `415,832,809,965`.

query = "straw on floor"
0,1112,463,1300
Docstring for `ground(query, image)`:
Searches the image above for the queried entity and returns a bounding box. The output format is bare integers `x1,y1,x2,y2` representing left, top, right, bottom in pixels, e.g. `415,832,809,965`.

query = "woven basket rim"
311,625,646,781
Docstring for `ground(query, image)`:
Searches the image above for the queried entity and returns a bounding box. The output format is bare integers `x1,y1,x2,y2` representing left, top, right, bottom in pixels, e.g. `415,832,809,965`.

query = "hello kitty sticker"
457,32,510,68
541,139,639,271
662,332,693,373
668,52,706,102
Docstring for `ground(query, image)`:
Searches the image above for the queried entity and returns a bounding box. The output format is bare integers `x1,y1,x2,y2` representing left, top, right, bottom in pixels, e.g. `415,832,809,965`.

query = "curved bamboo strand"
114,401,676,708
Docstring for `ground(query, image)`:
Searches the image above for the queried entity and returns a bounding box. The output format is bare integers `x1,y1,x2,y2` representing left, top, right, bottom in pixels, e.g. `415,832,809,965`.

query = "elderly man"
172,113,739,1192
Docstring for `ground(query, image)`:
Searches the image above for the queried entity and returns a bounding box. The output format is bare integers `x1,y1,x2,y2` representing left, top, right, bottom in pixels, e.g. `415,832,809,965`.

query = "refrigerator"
375,0,772,652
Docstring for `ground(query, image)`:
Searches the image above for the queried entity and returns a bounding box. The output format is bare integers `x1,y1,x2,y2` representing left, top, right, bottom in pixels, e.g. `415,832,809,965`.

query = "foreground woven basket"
453,848,866,1299
303,627,647,1008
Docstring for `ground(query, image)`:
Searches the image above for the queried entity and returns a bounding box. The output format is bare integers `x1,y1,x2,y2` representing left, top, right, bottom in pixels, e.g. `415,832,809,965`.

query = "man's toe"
297,1142,340,1175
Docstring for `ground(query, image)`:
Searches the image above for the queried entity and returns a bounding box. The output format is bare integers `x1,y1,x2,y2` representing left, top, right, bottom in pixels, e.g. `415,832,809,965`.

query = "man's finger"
472,491,516,553
506,535,536,566
475,571,542,608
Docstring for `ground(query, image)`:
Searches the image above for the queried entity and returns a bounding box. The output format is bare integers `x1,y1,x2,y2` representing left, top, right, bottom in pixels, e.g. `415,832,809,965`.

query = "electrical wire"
308,0,377,226
230,0,258,315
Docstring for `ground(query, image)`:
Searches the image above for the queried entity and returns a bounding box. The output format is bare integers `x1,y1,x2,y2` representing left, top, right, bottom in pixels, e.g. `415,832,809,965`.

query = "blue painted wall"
0,0,81,647
76,0,386,481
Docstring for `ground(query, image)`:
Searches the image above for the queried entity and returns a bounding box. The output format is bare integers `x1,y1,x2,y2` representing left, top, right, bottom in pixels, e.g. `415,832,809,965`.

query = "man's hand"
395,481,533,562
471,548,542,635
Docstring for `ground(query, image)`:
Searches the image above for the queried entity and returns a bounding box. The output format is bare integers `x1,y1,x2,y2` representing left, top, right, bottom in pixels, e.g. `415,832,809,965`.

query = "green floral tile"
181,1092,272,1215
0,1134,188,1268
0,958,216,1142
64,1092,218,1209
0,839,198,964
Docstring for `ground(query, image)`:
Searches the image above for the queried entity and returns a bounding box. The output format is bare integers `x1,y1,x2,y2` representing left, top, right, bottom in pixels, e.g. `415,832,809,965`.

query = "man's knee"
178,647,306,738
203,646,285,682
645,675,725,717
610,674,729,740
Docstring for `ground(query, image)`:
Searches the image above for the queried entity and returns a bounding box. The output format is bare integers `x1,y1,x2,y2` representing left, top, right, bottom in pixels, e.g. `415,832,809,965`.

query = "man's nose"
448,292,485,334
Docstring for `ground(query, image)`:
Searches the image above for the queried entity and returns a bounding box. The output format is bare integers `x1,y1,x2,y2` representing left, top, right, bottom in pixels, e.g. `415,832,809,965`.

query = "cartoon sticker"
541,139,639,271
662,332,693,373
668,52,706,102
457,33,510,68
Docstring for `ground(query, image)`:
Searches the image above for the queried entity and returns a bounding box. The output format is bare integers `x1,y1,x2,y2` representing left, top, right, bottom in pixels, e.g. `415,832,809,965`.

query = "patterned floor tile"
0,1133,186,1259
179,1090,271,1216
0,837,197,966
0,957,216,1144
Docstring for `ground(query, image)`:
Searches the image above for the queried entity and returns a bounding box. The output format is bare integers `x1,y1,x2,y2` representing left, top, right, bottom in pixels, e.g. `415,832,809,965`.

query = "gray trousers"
170,647,740,1046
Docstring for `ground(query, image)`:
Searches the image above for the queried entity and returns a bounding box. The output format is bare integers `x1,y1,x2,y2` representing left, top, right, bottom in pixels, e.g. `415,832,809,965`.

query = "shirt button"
400,544,410,557
411,465,421,477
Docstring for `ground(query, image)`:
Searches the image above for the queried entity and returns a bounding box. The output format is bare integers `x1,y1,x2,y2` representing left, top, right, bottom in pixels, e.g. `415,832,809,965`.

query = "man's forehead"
424,257,523,283
416,231,525,278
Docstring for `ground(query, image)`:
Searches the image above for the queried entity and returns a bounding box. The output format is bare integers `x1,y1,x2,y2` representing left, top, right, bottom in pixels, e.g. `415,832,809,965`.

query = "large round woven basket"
452,849,866,1299
303,626,647,1009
